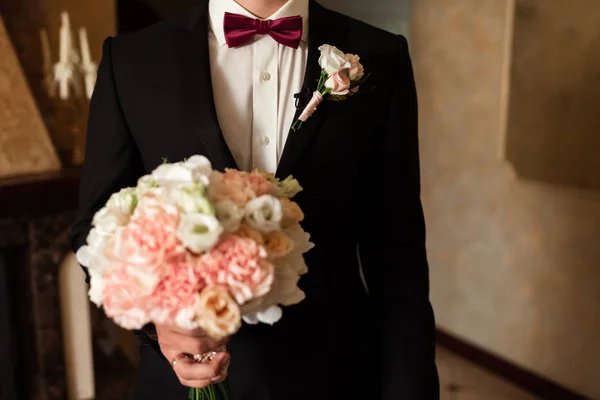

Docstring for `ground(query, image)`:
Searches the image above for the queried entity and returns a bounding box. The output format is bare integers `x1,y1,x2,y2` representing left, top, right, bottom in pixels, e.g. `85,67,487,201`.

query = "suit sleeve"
69,37,145,281
359,35,439,399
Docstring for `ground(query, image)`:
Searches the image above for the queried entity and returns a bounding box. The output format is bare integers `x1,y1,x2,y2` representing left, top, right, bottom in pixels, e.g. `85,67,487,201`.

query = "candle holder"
40,12,97,167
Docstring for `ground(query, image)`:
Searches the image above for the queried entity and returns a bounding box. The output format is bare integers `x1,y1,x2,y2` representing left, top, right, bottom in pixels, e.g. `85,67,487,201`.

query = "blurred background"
0,0,599,399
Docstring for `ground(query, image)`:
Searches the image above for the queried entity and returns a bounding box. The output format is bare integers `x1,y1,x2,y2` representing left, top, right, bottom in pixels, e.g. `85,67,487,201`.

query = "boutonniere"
292,44,370,131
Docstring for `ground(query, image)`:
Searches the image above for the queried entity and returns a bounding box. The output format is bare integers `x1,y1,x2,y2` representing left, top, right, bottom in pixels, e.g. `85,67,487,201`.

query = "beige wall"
319,0,410,35
411,0,600,398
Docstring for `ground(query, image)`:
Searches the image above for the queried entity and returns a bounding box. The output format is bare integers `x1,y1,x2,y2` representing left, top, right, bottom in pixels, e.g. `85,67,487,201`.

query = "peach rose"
345,53,364,81
208,169,269,207
194,286,241,340
325,70,351,96
208,171,252,207
198,235,274,304
264,231,294,260
247,171,274,197
280,198,305,229
235,224,265,246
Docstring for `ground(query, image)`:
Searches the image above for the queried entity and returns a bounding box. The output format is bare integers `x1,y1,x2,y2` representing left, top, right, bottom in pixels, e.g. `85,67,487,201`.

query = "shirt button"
260,136,270,146
261,71,271,81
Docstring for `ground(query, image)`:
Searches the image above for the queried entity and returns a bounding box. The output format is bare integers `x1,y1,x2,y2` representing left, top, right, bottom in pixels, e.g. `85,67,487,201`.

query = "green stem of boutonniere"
292,70,330,131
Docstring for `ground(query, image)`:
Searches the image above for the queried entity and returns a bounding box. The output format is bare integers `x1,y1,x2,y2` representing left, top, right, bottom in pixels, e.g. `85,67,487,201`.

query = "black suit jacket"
70,1,439,399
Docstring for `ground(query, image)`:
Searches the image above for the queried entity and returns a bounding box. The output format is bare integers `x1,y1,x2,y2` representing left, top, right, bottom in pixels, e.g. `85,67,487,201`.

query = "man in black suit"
70,0,439,398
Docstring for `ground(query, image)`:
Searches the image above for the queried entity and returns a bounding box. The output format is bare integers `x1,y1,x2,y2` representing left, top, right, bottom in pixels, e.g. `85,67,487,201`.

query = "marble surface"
0,15,61,178
411,0,600,398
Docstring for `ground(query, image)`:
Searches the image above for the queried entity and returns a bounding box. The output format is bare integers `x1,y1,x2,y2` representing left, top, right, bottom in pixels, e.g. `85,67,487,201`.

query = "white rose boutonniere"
292,44,370,131
318,44,351,75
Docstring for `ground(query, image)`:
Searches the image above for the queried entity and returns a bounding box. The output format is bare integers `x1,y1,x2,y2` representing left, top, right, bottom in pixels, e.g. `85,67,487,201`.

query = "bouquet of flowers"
75,155,313,400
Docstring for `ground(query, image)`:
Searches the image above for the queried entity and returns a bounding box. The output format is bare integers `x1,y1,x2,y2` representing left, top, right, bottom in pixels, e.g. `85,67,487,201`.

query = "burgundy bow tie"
223,12,303,49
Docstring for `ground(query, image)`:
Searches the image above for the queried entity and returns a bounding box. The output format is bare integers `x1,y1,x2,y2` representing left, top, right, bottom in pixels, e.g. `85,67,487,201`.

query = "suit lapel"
276,1,347,179
175,3,238,172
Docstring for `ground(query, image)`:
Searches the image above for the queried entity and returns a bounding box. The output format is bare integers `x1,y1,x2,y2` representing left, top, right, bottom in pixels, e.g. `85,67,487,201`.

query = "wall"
318,0,410,35
411,0,600,398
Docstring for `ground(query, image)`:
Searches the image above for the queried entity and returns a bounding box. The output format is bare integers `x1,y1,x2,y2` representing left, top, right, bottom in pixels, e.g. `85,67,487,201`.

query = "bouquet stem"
189,380,230,400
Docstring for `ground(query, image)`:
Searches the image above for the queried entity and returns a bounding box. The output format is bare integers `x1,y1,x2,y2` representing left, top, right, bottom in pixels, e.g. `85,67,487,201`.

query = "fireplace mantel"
0,168,81,218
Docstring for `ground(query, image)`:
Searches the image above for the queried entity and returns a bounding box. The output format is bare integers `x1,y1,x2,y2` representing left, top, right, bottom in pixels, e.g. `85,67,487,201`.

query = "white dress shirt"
208,0,309,173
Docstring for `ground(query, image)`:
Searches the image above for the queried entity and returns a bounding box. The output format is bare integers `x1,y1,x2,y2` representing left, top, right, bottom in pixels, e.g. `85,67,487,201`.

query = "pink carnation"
104,196,181,269
147,250,205,324
198,234,274,304
102,265,154,329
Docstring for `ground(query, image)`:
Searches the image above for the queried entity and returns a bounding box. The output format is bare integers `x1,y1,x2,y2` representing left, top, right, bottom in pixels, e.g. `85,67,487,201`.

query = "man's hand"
156,324,230,389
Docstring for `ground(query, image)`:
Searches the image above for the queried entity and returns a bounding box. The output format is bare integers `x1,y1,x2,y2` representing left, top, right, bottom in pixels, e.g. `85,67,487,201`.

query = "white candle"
59,12,69,64
57,11,71,99
79,27,91,65
79,27,97,99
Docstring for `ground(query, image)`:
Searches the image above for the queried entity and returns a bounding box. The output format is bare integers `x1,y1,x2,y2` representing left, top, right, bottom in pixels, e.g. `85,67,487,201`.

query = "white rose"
318,44,351,75
215,200,245,232
256,305,283,325
151,162,194,186
106,188,137,215
87,268,106,306
184,155,212,170
168,184,214,215
183,155,213,186
92,207,130,236
136,175,158,196
75,245,94,268
81,228,107,262
244,195,283,234
177,213,223,253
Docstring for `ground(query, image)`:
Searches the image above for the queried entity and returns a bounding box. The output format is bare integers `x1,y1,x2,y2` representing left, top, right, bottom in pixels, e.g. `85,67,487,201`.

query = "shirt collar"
209,0,309,46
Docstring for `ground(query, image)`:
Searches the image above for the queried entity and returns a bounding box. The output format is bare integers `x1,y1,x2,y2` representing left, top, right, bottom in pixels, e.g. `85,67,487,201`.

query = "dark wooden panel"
0,252,17,400
0,168,81,218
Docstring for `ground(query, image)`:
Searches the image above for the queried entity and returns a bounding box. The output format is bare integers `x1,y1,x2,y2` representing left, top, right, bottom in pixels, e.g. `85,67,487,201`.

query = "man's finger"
174,352,230,381
178,378,213,389
175,336,217,355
